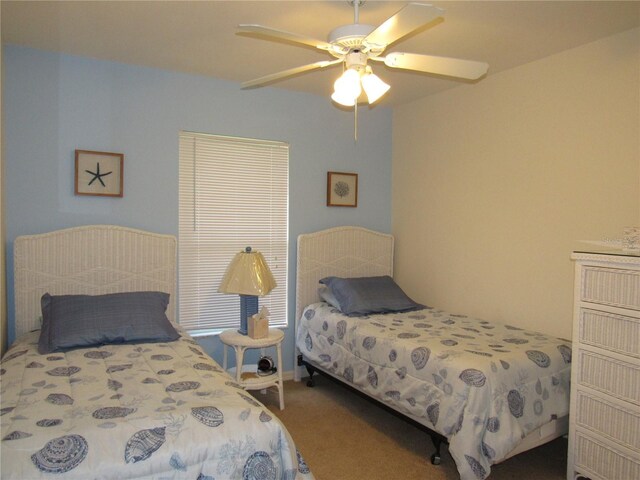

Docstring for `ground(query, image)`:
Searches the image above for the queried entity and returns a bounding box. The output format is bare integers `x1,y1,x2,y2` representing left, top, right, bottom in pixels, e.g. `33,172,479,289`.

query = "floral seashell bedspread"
297,302,571,480
1,328,313,480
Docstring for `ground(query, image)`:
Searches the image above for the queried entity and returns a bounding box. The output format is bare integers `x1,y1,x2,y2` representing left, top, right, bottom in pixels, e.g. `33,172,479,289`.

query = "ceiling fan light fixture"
332,68,362,106
361,68,390,104
331,89,356,107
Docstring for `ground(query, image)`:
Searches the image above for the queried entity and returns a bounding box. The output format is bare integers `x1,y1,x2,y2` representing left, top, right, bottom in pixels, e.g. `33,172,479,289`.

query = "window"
179,132,289,336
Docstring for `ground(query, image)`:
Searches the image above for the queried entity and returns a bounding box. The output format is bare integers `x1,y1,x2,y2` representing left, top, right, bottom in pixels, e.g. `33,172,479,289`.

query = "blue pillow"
319,276,423,316
318,285,341,309
38,291,179,354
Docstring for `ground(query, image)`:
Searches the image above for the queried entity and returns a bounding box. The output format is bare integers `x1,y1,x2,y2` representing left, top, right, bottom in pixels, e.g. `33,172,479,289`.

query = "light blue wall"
3,45,392,369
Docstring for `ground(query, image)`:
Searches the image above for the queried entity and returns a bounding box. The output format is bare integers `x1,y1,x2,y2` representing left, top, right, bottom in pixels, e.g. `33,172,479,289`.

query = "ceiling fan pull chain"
354,100,358,142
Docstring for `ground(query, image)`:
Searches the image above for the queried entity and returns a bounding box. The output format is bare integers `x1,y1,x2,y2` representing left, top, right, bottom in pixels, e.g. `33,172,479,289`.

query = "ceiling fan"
237,1,489,107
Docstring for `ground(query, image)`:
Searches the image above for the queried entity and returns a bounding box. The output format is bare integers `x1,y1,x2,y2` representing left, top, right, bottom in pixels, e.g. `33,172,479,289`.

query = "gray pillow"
319,275,424,316
318,285,341,309
38,291,179,354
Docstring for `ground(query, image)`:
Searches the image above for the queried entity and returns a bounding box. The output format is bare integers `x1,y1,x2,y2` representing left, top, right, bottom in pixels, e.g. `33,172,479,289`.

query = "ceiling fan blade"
238,24,333,51
364,3,444,49
241,59,343,89
384,52,488,80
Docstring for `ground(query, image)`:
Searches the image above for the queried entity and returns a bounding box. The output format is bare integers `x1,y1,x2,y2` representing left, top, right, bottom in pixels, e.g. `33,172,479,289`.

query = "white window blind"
179,132,289,336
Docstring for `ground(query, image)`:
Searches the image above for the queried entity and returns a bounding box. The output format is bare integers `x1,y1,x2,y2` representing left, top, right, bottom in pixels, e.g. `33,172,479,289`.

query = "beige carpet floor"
257,377,568,480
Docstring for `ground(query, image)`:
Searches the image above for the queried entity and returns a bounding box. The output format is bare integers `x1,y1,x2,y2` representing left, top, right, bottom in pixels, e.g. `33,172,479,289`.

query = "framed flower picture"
327,171,358,207
75,150,124,197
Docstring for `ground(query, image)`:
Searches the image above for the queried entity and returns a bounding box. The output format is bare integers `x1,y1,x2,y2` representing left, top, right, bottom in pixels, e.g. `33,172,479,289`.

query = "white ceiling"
2,1,639,107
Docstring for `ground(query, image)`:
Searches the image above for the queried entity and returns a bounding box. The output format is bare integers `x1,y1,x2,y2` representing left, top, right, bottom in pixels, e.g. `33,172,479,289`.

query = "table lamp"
218,247,276,335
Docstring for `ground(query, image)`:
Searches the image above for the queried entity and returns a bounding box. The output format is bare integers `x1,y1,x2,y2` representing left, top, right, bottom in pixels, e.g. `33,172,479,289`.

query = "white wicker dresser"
567,251,640,480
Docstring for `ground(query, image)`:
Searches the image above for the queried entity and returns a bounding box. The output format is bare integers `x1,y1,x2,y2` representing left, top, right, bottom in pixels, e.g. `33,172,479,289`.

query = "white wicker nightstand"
219,328,285,410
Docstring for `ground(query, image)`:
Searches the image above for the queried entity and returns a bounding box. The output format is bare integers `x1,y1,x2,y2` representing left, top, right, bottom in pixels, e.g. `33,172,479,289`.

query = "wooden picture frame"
75,150,124,197
327,171,358,207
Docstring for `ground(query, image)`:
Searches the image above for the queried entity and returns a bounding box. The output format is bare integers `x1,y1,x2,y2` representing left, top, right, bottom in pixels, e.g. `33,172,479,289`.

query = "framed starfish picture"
75,150,124,197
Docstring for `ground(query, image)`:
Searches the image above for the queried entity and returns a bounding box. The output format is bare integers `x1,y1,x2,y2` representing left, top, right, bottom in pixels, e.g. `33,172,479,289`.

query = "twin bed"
1,224,571,480
1,225,312,480
294,226,571,480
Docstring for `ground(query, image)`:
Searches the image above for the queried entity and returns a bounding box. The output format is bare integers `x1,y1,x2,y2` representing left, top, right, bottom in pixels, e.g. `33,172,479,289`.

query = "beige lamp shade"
218,247,276,296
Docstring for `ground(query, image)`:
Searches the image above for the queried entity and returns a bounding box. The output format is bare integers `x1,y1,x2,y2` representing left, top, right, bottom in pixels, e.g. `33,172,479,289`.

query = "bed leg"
305,364,316,387
430,434,442,465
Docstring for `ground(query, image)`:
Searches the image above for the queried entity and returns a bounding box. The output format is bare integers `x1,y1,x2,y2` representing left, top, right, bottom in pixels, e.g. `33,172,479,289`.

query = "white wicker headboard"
13,225,177,338
294,226,393,379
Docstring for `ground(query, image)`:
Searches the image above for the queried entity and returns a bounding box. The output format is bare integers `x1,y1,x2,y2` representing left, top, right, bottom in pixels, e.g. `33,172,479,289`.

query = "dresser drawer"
577,350,640,406
581,266,640,311
576,390,640,450
574,431,640,480
579,308,640,359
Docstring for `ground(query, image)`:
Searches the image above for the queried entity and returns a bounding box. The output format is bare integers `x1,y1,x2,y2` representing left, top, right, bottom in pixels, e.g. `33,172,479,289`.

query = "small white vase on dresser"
568,250,640,480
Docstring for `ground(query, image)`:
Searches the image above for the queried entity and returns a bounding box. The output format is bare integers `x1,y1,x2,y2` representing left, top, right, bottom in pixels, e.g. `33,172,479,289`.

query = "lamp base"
238,295,259,335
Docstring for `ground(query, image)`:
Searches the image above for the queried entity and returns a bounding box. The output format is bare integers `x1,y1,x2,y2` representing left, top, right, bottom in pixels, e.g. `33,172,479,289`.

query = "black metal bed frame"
298,354,448,466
